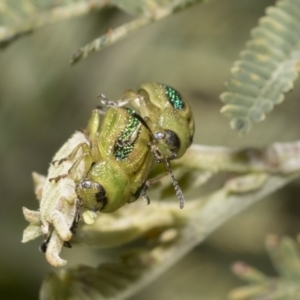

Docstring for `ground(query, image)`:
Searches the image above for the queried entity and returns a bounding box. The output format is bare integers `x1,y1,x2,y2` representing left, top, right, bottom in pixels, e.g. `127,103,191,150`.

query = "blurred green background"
2,0,300,299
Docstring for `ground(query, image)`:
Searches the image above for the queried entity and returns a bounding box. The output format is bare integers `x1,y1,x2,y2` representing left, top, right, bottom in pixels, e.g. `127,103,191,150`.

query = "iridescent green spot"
165,86,185,110
114,144,134,160
114,109,140,160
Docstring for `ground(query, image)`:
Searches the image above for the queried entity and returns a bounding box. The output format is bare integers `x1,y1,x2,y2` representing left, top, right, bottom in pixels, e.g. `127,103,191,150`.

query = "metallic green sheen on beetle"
133,82,194,161
106,82,195,161
22,82,194,267
77,82,195,212
76,107,153,213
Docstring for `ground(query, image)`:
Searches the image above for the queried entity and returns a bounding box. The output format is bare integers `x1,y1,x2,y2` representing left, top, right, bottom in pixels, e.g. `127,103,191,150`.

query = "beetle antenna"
97,93,118,107
141,185,151,205
98,94,138,108
164,159,185,209
95,105,107,114
63,241,72,248
131,112,156,139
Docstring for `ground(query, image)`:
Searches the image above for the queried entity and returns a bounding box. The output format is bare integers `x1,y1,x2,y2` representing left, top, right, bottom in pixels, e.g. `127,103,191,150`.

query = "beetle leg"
143,160,185,209
51,142,90,165
40,233,51,253
141,173,168,205
69,198,80,234
98,90,144,108
85,109,101,138
49,143,93,183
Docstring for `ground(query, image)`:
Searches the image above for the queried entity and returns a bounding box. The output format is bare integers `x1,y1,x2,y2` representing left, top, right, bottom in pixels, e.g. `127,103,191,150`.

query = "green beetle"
135,82,194,161
74,82,194,214
101,82,194,161
22,83,194,267
98,82,195,208
75,106,153,213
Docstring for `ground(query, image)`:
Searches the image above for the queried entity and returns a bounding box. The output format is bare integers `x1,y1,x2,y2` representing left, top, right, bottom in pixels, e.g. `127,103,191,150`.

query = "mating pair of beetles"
70,82,195,216
22,82,194,266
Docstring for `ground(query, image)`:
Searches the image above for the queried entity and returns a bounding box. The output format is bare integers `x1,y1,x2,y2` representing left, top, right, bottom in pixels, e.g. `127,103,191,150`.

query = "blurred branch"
0,0,109,48
0,0,205,61
70,0,204,64
41,174,300,299
40,138,300,299
70,16,151,64
174,139,300,174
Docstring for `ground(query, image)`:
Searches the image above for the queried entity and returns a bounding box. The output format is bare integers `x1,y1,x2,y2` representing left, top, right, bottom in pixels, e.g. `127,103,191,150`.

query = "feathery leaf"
220,0,300,133
229,235,300,300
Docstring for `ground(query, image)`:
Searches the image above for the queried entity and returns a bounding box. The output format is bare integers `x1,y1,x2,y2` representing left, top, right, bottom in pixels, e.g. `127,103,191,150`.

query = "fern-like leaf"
220,0,300,133
229,235,300,300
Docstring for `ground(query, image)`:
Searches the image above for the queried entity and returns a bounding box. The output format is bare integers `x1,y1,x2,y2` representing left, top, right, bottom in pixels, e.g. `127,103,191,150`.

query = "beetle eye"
76,180,107,212
154,130,180,160
163,130,180,154
94,184,107,209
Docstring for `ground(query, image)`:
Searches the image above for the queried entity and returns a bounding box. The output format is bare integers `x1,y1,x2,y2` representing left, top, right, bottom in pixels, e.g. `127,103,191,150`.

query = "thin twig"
0,0,110,47
175,140,300,174
70,0,204,64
